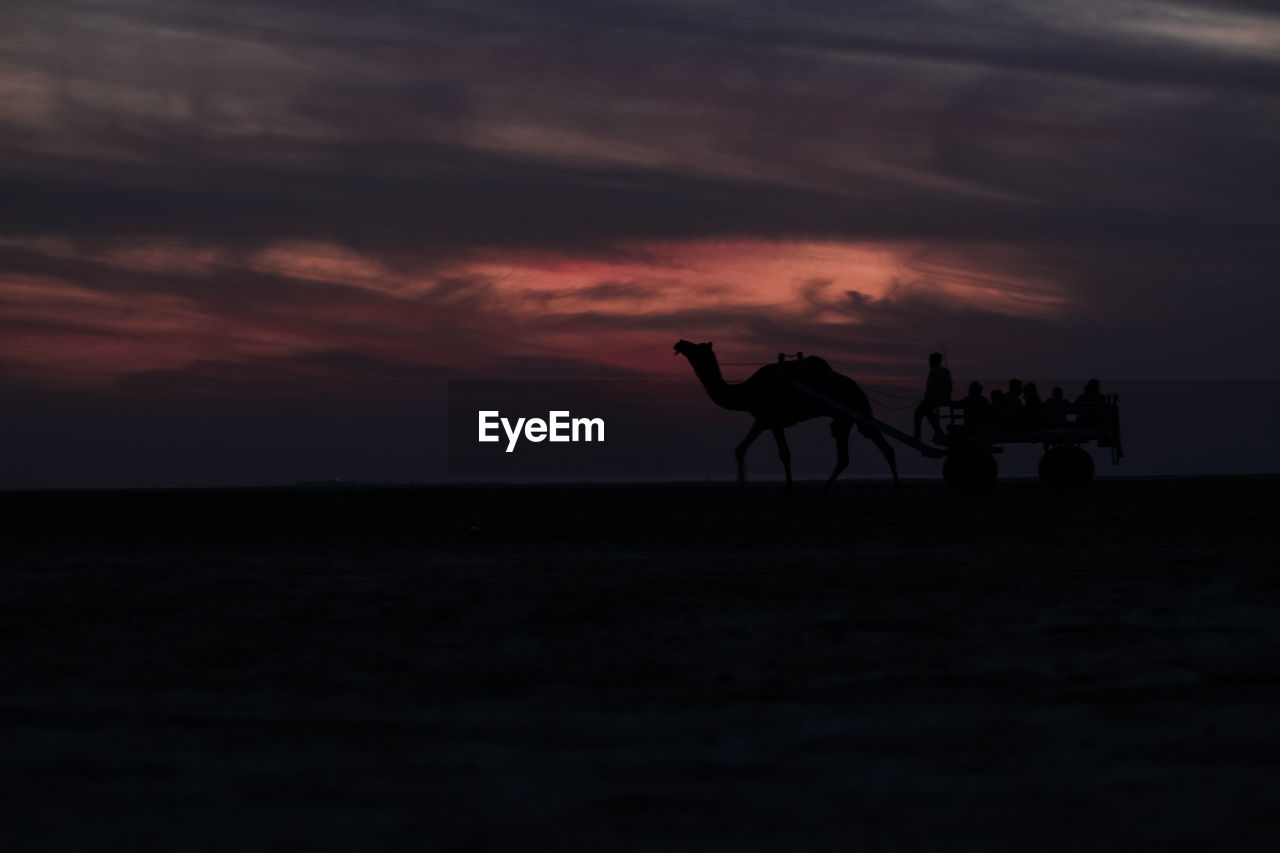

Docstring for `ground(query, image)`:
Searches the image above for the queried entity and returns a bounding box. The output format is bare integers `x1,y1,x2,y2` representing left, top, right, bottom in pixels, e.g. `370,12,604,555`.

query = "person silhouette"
1003,378,1024,417
1043,386,1069,427
954,381,990,433
913,352,952,444
989,389,1008,427
1074,379,1107,426
1076,378,1104,405
1022,382,1044,429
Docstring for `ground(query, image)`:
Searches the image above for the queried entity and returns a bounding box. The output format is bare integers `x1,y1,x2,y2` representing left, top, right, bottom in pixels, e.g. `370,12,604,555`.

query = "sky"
2,0,1279,486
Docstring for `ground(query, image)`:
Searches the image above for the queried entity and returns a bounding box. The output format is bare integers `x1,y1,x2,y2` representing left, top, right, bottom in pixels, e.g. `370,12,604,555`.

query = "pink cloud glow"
0,236,1071,386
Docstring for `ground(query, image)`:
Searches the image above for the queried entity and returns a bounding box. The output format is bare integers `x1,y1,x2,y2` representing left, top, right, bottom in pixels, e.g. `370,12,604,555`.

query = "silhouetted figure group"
913,354,1109,443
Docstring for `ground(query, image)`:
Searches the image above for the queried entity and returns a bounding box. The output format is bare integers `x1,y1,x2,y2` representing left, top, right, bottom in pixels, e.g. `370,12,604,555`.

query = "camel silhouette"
675,340,899,491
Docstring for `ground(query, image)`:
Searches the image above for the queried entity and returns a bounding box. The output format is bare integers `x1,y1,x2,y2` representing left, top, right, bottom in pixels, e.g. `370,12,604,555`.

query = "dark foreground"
3,478,1279,850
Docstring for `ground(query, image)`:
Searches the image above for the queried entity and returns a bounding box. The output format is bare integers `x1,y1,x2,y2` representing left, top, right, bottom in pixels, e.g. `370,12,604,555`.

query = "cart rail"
941,394,1125,465
787,378,1124,490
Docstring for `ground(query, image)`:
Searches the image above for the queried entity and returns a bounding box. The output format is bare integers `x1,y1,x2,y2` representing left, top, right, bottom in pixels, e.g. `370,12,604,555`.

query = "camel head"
673,339,713,360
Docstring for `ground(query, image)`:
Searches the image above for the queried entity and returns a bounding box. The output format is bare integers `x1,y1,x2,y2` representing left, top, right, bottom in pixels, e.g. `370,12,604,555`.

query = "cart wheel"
1039,445,1095,490
1069,446,1095,488
943,450,998,493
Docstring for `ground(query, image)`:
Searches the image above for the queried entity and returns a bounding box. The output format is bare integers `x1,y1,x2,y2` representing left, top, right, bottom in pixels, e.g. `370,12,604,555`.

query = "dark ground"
3,477,1279,850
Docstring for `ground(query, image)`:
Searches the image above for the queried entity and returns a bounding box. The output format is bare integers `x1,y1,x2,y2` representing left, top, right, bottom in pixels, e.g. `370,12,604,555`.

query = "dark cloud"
5,0,1278,248
2,0,1279,482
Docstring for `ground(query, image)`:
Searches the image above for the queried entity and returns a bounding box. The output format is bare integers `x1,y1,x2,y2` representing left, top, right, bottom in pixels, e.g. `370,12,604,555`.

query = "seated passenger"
999,379,1023,424
953,381,991,433
989,389,1012,428
1074,378,1107,425
1075,378,1105,405
1043,386,1070,427
1022,383,1044,429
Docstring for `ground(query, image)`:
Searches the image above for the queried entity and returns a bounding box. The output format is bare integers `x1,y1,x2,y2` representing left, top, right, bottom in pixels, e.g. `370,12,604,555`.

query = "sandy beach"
4,477,1279,850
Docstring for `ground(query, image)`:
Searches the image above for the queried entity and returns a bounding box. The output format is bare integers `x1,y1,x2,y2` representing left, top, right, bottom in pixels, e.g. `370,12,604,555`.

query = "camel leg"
735,422,764,485
860,425,900,490
771,427,793,493
823,419,852,491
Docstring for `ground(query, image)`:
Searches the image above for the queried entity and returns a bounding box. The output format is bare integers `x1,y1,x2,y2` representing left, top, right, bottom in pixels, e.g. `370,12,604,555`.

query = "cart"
787,377,1124,492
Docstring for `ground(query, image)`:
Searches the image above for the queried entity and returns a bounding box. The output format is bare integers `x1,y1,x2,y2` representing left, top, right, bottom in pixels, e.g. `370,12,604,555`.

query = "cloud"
1,0,1277,389
3,0,1279,484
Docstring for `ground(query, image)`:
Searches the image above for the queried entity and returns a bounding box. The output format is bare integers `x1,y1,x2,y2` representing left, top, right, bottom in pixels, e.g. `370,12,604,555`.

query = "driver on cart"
913,352,952,445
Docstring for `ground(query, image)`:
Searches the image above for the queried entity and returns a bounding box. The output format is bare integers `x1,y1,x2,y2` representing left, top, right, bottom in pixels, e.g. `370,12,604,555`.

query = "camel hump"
800,355,832,373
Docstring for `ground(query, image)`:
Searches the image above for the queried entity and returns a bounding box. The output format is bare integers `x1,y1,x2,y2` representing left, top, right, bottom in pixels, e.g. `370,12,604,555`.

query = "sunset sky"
3,1,1278,485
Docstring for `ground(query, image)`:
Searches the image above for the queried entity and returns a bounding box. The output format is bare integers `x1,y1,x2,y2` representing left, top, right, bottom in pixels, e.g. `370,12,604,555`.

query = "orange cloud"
0,235,1070,386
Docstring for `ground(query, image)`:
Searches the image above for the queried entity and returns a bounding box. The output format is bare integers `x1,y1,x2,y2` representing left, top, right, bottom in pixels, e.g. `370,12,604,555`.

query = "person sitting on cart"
1043,386,1070,427
1021,382,1045,429
913,352,952,444
1074,378,1107,425
989,389,1010,427
952,381,990,434
1003,379,1024,419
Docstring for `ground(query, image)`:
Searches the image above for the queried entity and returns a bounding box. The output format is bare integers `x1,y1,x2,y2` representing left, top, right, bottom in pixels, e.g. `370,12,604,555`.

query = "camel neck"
688,353,748,411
